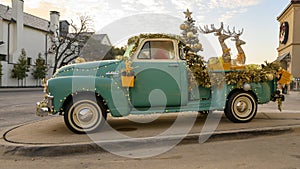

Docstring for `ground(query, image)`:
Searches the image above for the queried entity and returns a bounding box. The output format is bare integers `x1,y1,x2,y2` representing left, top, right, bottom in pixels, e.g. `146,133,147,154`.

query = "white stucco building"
0,0,112,87
0,0,61,86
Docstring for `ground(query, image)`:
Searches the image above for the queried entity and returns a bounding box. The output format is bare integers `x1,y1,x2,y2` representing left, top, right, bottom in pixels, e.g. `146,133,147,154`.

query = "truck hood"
53,60,123,78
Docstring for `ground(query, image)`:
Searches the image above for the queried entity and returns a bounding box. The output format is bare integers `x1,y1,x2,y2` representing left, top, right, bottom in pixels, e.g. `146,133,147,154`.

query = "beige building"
277,0,300,90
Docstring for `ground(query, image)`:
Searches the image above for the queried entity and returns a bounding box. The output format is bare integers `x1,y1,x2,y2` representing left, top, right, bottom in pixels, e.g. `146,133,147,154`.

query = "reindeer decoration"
231,29,246,65
198,22,232,63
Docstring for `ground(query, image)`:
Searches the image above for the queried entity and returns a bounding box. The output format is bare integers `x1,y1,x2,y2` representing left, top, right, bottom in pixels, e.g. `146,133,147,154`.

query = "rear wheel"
64,93,107,134
225,91,257,123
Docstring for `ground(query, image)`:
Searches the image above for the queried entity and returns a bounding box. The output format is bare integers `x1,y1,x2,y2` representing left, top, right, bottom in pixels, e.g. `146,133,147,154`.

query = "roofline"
60,20,70,25
24,24,49,33
0,4,50,32
277,1,300,20
102,34,112,46
1,18,49,33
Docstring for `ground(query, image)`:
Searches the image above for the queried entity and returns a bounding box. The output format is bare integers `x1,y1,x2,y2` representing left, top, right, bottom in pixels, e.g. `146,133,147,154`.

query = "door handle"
168,63,179,67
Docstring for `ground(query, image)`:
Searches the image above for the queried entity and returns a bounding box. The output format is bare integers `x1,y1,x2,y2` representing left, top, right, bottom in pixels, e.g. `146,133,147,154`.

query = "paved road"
0,89,43,130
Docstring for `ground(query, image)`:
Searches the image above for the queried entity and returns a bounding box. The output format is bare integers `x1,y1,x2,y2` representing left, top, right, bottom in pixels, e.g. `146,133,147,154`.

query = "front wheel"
224,91,257,123
64,93,107,134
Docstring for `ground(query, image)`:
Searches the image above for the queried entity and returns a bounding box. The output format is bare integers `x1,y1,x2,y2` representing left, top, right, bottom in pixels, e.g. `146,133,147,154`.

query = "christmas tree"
180,9,203,53
180,9,210,88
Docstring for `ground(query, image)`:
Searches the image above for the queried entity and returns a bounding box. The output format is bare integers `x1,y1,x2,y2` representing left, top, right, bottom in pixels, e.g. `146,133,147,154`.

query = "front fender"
48,76,131,117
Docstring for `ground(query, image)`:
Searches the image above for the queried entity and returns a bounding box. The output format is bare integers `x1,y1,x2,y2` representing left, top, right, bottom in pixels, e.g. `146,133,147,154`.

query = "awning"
276,52,291,62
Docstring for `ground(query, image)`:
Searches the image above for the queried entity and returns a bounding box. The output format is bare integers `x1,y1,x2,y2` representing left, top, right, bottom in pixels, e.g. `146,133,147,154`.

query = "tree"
32,53,47,86
0,61,2,86
0,61,2,77
50,16,93,74
11,49,30,86
180,9,203,53
111,46,126,57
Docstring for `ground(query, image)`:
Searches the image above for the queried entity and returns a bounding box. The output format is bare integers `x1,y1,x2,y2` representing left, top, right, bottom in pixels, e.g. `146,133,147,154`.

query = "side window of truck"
138,42,151,59
178,44,185,60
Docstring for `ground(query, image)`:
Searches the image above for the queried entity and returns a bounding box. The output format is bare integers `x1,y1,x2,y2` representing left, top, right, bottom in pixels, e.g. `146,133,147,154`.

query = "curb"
1,124,299,157
0,87,43,92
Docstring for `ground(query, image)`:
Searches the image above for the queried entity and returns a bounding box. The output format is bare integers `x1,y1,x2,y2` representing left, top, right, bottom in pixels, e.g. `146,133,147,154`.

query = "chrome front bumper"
36,94,54,117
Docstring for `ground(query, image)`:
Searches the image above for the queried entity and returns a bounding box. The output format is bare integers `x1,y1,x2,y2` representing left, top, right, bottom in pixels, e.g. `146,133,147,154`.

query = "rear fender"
226,82,272,104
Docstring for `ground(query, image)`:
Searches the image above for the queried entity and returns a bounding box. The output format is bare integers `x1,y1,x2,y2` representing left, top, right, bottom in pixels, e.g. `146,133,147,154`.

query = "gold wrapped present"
121,76,135,87
277,69,292,85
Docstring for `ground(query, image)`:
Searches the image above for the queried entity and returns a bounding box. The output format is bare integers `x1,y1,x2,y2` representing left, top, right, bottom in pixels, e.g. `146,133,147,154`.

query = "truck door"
130,40,184,108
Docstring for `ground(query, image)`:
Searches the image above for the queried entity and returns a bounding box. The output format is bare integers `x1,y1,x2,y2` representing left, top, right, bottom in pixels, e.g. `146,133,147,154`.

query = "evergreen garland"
185,52,210,89
127,33,183,56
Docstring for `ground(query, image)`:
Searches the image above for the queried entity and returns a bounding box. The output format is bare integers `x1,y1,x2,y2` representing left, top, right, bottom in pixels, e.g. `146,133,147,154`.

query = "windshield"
123,44,134,58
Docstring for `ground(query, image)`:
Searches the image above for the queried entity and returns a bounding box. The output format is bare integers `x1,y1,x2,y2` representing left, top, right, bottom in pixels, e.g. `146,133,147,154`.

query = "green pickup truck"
36,34,284,134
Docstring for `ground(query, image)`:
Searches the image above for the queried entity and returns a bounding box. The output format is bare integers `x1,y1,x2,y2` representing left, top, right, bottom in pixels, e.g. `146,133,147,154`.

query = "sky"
0,0,291,64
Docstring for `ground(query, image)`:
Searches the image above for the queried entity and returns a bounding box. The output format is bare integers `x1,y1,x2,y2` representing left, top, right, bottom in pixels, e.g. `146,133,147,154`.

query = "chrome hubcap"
78,108,94,122
236,101,248,112
233,96,252,118
71,100,101,129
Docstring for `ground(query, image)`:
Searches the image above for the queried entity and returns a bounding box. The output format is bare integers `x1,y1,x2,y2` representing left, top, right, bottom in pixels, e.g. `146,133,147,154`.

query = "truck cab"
129,38,188,108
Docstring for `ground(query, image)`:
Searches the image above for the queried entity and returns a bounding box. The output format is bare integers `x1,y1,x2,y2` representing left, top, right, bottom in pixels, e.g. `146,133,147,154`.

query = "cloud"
170,0,206,11
169,0,261,23
1,0,10,6
218,8,248,22
208,0,262,9
121,0,167,13
3,0,263,31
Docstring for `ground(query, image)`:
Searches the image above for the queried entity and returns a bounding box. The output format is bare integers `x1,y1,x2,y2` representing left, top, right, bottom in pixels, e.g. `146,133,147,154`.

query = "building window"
27,57,32,65
0,54,6,61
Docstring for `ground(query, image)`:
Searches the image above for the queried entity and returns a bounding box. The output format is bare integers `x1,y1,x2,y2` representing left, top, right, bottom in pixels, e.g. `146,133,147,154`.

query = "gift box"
121,76,135,87
278,70,292,85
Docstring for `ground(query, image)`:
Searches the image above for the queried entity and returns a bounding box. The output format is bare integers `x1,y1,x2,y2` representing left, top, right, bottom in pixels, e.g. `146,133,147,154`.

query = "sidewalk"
0,87,43,92
1,112,299,157
259,91,300,113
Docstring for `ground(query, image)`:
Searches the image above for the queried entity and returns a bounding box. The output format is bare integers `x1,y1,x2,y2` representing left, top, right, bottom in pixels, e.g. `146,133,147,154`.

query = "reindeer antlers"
199,22,244,38
198,22,224,34
233,28,244,37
